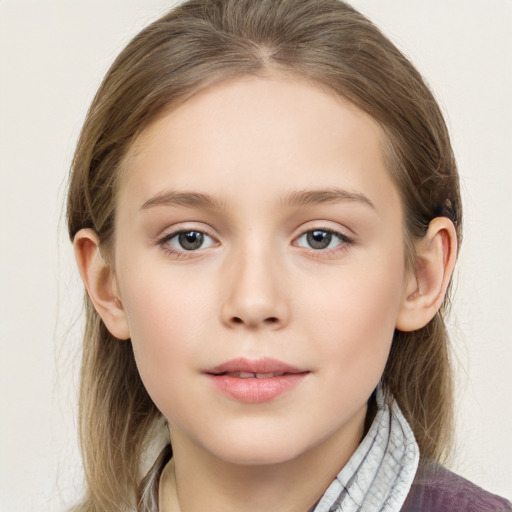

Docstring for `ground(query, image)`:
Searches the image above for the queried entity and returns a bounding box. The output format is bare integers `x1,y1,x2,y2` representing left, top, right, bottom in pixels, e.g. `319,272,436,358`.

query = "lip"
204,357,310,403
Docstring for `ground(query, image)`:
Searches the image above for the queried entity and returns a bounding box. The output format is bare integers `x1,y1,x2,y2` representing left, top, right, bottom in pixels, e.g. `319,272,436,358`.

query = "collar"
311,386,419,512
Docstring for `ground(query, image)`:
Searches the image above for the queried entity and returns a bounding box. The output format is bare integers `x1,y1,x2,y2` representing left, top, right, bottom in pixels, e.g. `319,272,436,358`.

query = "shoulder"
400,460,512,512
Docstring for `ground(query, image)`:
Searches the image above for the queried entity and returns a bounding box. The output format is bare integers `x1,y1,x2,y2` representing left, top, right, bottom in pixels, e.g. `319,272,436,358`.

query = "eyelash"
158,228,217,259
157,227,355,259
294,228,354,256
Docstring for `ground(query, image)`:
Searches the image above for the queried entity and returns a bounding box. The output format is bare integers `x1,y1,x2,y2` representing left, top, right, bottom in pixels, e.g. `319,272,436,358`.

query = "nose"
220,244,290,330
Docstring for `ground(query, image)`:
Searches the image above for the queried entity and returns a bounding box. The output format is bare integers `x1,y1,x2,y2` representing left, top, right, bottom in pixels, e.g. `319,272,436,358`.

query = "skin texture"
74,75,457,512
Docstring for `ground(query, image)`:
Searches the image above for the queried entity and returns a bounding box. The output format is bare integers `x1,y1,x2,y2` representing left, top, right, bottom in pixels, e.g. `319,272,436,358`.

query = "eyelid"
293,220,355,241
156,224,219,258
292,225,356,254
154,222,355,259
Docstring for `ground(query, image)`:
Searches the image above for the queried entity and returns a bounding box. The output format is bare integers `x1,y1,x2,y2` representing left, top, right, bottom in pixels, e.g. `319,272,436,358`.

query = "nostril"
230,316,279,326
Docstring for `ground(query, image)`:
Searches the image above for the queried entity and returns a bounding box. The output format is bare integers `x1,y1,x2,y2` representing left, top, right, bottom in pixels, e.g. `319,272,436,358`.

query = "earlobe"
73,228,131,340
395,217,457,332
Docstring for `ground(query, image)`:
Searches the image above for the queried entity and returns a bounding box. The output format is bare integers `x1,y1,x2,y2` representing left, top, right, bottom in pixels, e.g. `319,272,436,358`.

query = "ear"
395,217,457,332
73,228,131,340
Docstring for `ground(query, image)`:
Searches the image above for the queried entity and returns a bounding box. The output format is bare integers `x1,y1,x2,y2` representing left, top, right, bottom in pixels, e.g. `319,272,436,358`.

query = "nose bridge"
220,234,289,329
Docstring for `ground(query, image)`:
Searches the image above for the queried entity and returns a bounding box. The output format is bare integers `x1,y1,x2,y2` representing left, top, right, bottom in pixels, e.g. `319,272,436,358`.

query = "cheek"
117,264,215,407
120,250,215,338
301,254,405,382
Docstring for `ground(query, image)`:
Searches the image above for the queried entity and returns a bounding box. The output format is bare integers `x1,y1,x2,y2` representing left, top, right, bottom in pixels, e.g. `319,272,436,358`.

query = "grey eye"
178,231,204,250
296,229,348,250
163,230,215,252
307,230,332,249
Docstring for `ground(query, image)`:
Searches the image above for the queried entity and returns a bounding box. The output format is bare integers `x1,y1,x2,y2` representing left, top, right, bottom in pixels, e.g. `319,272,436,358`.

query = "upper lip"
205,357,308,375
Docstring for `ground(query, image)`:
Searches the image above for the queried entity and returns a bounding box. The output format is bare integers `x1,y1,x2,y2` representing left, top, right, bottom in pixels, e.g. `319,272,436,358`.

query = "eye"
160,230,216,253
295,229,352,250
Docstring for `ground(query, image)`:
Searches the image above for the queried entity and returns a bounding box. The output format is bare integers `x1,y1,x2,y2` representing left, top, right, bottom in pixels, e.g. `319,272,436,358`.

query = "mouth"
205,356,307,376
204,357,310,403
220,371,290,379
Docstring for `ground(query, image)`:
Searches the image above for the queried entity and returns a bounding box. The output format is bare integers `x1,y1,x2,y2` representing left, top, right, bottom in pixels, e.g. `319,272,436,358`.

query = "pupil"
179,231,204,250
307,230,331,249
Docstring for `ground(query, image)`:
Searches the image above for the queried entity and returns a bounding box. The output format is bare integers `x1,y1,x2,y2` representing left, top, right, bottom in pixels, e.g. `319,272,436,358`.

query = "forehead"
119,74,399,214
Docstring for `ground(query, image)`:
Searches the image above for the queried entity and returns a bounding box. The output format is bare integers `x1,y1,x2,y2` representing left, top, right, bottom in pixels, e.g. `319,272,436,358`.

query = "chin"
215,446,303,466
201,429,318,467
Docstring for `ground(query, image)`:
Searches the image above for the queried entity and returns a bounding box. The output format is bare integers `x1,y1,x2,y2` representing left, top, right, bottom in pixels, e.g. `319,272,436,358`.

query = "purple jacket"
400,461,512,512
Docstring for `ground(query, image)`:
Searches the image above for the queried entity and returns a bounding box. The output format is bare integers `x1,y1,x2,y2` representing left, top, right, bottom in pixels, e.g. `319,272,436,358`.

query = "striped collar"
311,387,419,512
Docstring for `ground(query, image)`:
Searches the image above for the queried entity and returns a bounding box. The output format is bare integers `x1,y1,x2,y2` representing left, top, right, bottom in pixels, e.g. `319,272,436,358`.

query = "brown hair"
67,0,462,510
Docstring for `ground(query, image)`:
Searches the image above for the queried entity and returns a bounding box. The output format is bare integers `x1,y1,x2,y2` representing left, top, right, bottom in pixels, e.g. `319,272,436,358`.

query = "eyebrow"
140,187,374,211
281,188,375,209
141,191,225,210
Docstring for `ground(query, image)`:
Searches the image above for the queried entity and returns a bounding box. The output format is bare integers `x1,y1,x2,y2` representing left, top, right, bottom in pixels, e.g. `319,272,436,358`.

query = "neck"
163,405,367,512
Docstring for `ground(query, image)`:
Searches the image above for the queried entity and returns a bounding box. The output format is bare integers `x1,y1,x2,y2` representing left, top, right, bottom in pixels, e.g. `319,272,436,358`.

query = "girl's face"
114,75,411,466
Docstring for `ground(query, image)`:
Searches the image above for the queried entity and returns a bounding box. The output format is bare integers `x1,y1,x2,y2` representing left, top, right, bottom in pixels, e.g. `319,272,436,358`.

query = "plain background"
1,0,511,510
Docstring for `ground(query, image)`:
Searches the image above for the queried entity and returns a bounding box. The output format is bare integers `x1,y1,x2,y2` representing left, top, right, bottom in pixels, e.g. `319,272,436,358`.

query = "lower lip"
206,373,308,403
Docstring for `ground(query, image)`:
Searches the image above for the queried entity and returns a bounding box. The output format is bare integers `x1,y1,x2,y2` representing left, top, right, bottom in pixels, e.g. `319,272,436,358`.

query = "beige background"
0,0,511,510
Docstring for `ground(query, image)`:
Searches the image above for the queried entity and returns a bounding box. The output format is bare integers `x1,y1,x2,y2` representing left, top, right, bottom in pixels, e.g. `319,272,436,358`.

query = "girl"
67,0,511,510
